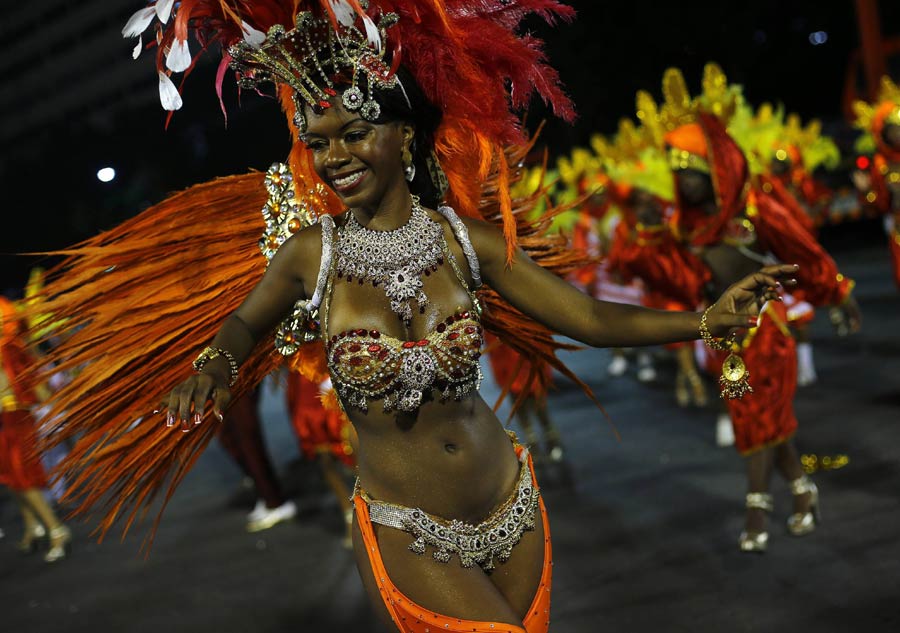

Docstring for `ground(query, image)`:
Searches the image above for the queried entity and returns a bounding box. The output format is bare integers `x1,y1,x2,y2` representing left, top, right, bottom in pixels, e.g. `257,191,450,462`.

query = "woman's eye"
345,130,368,143
307,141,327,152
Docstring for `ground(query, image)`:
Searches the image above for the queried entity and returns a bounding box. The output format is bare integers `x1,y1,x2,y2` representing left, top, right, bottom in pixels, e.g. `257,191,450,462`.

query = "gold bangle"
699,305,731,352
192,346,239,387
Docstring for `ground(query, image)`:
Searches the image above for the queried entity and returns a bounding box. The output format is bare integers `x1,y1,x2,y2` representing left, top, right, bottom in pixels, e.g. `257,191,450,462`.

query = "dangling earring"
402,146,416,182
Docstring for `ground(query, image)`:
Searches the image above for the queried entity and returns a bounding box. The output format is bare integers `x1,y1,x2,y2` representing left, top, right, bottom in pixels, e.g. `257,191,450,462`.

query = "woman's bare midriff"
348,393,522,524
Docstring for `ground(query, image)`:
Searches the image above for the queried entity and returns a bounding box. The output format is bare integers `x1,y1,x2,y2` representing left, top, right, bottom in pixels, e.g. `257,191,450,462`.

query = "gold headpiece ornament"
229,5,401,131
637,63,742,174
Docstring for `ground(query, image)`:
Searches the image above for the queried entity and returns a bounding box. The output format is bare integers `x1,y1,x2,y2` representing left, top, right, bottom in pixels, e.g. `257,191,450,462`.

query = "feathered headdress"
124,0,576,257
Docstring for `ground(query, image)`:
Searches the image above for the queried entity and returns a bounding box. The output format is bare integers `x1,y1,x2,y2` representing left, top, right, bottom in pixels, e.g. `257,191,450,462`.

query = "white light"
97,167,116,182
808,31,828,46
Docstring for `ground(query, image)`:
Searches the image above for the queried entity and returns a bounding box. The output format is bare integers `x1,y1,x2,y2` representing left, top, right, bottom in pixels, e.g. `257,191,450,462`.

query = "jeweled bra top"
309,206,484,413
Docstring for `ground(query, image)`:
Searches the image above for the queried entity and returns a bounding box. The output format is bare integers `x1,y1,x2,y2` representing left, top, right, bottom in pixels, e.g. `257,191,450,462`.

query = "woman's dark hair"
370,66,444,209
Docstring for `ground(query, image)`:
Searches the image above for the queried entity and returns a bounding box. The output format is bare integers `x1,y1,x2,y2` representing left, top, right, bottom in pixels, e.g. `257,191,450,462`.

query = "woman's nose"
325,140,351,167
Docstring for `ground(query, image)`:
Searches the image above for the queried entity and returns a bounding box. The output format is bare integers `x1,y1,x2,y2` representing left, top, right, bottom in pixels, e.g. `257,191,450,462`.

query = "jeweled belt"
356,449,539,571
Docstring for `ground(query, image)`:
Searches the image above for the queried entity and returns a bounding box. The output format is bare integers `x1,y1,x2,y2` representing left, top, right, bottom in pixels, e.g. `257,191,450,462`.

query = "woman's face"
771,157,792,176
630,188,663,225
302,99,414,211
675,168,715,208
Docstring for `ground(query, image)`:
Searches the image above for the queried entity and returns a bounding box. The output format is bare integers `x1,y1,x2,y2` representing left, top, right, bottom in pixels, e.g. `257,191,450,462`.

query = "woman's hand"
704,264,799,338
162,372,231,433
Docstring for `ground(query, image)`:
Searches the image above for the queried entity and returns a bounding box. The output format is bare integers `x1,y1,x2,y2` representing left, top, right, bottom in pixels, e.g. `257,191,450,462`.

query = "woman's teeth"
334,170,365,187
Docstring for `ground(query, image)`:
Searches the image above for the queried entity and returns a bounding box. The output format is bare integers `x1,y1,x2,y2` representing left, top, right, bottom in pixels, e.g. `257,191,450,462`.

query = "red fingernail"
194,413,202,426
166,413,175,427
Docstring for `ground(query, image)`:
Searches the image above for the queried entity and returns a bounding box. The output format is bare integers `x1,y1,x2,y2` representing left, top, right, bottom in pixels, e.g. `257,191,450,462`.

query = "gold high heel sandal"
787,475,819,536
738,492,773,553
44,525,72,563
17,523,46,554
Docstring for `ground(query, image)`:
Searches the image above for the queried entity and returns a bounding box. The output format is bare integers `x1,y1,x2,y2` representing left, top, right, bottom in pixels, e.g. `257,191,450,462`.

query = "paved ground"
2,233,898,633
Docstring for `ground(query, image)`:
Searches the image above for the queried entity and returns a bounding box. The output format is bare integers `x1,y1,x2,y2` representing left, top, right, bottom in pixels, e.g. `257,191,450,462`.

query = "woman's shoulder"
275,212,345,274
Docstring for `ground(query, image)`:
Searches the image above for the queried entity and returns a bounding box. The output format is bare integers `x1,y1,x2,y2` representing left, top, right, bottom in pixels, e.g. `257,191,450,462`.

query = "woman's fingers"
191,375,216,426
212,387,231,422
760,263,799,278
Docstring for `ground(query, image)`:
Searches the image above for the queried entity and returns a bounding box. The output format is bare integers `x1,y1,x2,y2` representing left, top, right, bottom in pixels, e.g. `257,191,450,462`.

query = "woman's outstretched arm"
466,218,796,348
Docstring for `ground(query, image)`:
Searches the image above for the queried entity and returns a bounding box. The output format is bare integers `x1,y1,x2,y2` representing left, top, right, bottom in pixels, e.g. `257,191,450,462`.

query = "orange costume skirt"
0,408,48,491
285,372,354,466
717,302,798,455
353,446,553,633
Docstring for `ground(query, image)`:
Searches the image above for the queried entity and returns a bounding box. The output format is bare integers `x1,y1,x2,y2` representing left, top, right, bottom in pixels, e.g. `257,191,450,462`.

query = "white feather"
328,0,357,27
158,71,183,111
122,7,156,38
363,16,381,52
155,0,176,24
241,21,266,48
165,38,192,73
132,35,143,60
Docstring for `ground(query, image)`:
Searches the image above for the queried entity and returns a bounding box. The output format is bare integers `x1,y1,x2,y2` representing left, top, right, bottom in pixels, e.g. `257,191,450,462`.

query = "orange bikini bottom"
353,448,552,633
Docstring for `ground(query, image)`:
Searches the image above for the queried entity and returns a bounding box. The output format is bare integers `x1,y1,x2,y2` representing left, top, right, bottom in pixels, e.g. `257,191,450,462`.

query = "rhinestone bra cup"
326,310,483,413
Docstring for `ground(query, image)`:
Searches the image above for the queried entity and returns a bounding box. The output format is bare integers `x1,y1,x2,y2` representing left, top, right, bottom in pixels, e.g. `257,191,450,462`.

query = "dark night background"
1,1,898,291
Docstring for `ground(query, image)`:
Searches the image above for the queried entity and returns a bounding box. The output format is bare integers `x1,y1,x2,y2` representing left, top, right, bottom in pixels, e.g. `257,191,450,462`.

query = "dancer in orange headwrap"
853,76,900,289
638,64,860,552
0,295,71,562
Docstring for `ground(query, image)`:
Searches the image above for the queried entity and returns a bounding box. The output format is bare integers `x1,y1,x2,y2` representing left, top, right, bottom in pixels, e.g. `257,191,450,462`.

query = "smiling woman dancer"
31,3,794,632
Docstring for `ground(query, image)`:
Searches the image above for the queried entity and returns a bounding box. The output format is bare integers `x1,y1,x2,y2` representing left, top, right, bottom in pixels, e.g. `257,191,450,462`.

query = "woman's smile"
330,167,369,194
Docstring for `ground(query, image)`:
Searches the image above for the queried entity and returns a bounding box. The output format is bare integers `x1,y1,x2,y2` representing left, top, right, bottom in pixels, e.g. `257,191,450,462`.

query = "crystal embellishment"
336,197,443,324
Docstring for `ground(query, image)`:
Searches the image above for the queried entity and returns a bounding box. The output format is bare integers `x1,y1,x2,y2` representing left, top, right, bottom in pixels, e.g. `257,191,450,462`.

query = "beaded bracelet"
699,305,731,352
192,346,239,387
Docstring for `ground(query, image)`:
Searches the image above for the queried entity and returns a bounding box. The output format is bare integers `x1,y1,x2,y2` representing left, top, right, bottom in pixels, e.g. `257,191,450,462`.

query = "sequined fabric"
326,310,484,413
360,448,540,570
